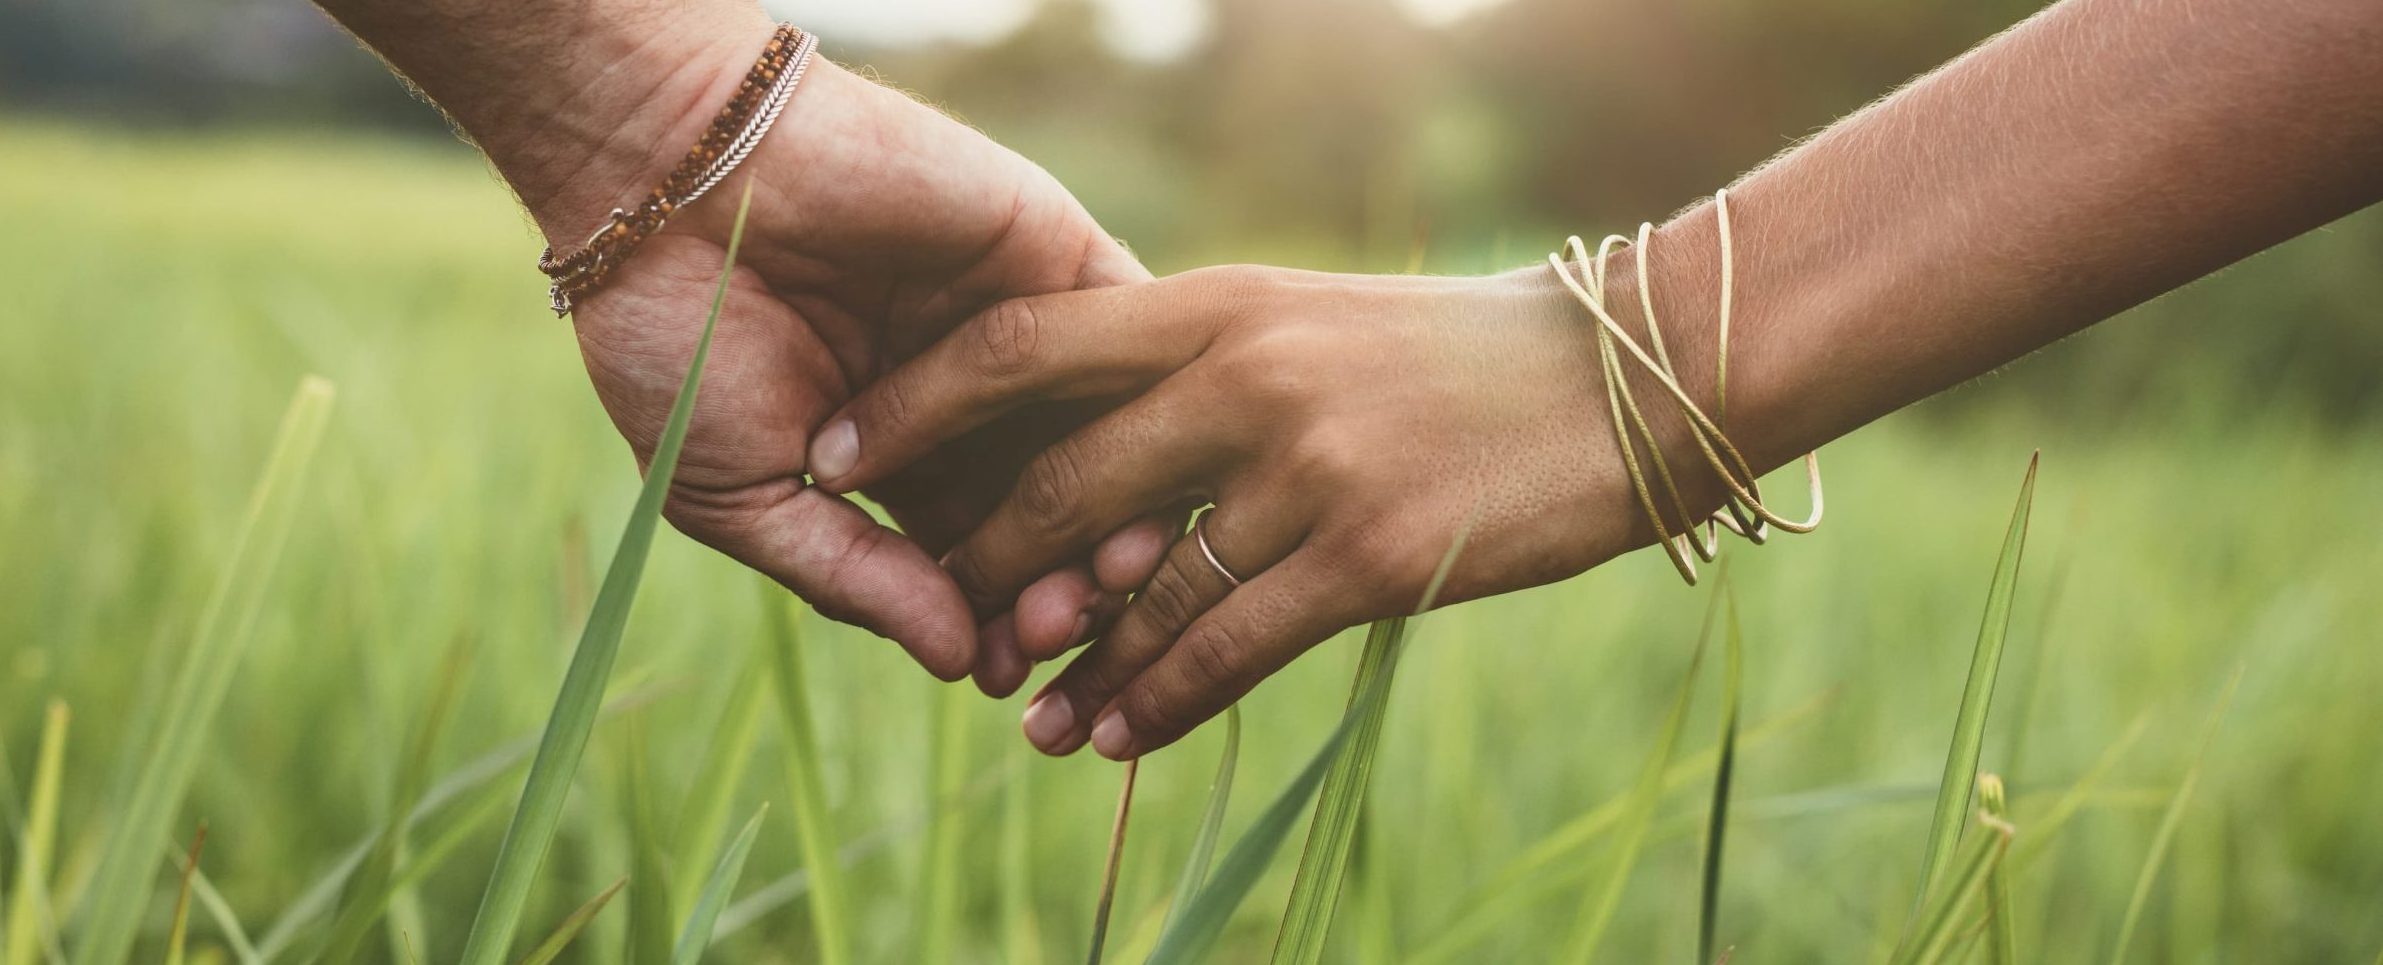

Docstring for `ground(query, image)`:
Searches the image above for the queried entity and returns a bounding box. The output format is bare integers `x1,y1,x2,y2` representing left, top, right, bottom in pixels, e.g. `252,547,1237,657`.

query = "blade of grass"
762,591,850,965
2108,666,2241,965
0,712,21,842
2010,714,2150,870
349,783,516,935
4,700,67,965
511,877,627,965
1269,620,1404,965
1894,811,2014,965
1977,775,2016,965
1559,586,1720,964
1000,744,1043,963
2000,513,2080,797
670,806,764,965
181,862,260,965
1699,578,1746,965
164,825,208,965
253,679,670,962
317,635,476,964
1270,512,1475,965
922,684,972,964
1085,760,1138,965
1144,623,1403,965
622,712,675,965
704,755,1015,945
454,186,751,965
1349,810,1396,963
1163,705,1242,935
669,649,769,917
72,375,335,965
1406,689,1833,965
1909,453,2038,916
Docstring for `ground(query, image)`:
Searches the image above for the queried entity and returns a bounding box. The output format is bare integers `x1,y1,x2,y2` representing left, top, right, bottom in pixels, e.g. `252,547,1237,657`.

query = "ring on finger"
1193,508,1245,588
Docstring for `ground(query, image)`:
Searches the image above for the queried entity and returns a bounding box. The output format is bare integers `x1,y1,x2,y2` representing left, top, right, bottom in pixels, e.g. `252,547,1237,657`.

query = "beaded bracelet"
538,24,820,316
1548,190,1825,585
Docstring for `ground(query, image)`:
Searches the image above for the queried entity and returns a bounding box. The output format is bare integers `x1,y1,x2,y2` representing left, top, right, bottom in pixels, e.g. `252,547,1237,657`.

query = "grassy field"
4,119,2381,963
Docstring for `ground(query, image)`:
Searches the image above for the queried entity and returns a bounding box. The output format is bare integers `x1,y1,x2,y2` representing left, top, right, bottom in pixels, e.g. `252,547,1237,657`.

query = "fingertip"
1022,688,1085,755
1016,568,1102,659
973,613,1030,697
1091,709,1136,760
908,629,976,682
807,417,860,491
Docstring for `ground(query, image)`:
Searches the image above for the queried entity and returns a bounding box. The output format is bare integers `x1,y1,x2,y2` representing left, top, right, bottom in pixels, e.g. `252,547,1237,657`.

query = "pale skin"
314,0,2381,761
808,0,2383,759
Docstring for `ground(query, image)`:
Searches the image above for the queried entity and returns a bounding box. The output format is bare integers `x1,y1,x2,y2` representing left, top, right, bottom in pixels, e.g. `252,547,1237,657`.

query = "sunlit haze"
772,0,1508,59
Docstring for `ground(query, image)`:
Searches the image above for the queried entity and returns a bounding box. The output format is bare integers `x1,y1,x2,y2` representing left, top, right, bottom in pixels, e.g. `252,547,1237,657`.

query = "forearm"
1619,0,2383,476
310,0,772,239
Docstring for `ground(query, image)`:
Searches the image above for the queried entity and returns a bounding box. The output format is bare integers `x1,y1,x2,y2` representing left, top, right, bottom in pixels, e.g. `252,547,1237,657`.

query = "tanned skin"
809,0,2383,759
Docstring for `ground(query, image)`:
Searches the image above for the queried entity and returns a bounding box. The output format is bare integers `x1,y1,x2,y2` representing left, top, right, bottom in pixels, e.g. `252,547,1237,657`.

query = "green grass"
6,119,2383,961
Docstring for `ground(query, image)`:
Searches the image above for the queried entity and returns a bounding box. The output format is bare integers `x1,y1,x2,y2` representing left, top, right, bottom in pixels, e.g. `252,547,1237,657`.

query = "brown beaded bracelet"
538,24,819,316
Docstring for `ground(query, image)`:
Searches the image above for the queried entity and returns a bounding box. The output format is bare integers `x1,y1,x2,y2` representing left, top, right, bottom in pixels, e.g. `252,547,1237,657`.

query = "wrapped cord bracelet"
538,24,820,316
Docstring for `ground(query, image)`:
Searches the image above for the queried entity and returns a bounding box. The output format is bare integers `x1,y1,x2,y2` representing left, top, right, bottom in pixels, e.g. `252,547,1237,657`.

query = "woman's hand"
806,266,1730,758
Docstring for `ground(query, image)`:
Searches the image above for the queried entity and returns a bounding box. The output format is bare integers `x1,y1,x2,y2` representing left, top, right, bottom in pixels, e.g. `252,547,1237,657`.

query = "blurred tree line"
5,0,2374,415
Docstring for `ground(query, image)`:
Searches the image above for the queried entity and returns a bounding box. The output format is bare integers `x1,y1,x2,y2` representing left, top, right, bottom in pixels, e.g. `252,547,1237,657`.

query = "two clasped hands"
316,0,2383,759
552,45,1688,762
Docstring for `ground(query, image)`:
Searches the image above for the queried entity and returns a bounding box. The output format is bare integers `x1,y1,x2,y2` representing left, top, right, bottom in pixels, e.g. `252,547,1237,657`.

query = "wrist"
1507,217,1762,552
320,1,775,245
488,17,775,245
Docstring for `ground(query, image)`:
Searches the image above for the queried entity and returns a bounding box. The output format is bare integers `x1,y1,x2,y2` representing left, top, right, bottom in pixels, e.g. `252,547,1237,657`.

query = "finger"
1012,566,1109,661
808,273,1242,492
1011,511,1184,661
863,396,1117,555
1020,504,1303,755
1092,549,1367,759
677,484,976,680
1094,511,1187,595
944,375,1253,616
973,612,1031,698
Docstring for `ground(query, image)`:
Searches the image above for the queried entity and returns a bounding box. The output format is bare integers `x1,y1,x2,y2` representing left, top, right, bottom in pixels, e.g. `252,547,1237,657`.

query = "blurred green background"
4,0,2380,961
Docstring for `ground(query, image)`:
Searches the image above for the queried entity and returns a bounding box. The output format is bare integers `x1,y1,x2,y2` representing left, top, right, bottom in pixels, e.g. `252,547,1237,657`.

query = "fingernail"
1022,691,1074,750
810,419,858,482
1067,610,1094,647
1091,710,1133,760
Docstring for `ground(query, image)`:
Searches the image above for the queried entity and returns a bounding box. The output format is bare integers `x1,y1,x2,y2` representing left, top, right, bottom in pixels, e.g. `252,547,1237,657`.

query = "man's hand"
312,0,1172,680
558,56,1170,680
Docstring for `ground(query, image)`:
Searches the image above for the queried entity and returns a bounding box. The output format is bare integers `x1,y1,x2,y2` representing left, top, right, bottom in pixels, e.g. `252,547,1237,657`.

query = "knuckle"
1288,427,1367,485
945,548,1000,602
1214,325,1327,408
974,298,1046,378
869,370,918,433
1178,623,1251,693
1133,562,1206,632
1322,521,1426,602
1069,653,1141,704
659,482,743,541
821,524,892,587
1120,686,1198,743
1181,264,1279,319
1013,444,1088,534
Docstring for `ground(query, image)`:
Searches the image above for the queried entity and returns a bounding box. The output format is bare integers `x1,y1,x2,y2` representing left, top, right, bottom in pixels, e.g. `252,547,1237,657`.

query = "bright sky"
774,0,1512,61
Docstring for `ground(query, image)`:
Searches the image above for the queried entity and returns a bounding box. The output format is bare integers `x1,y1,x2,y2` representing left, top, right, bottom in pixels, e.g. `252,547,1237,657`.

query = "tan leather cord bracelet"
538,24,820,316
